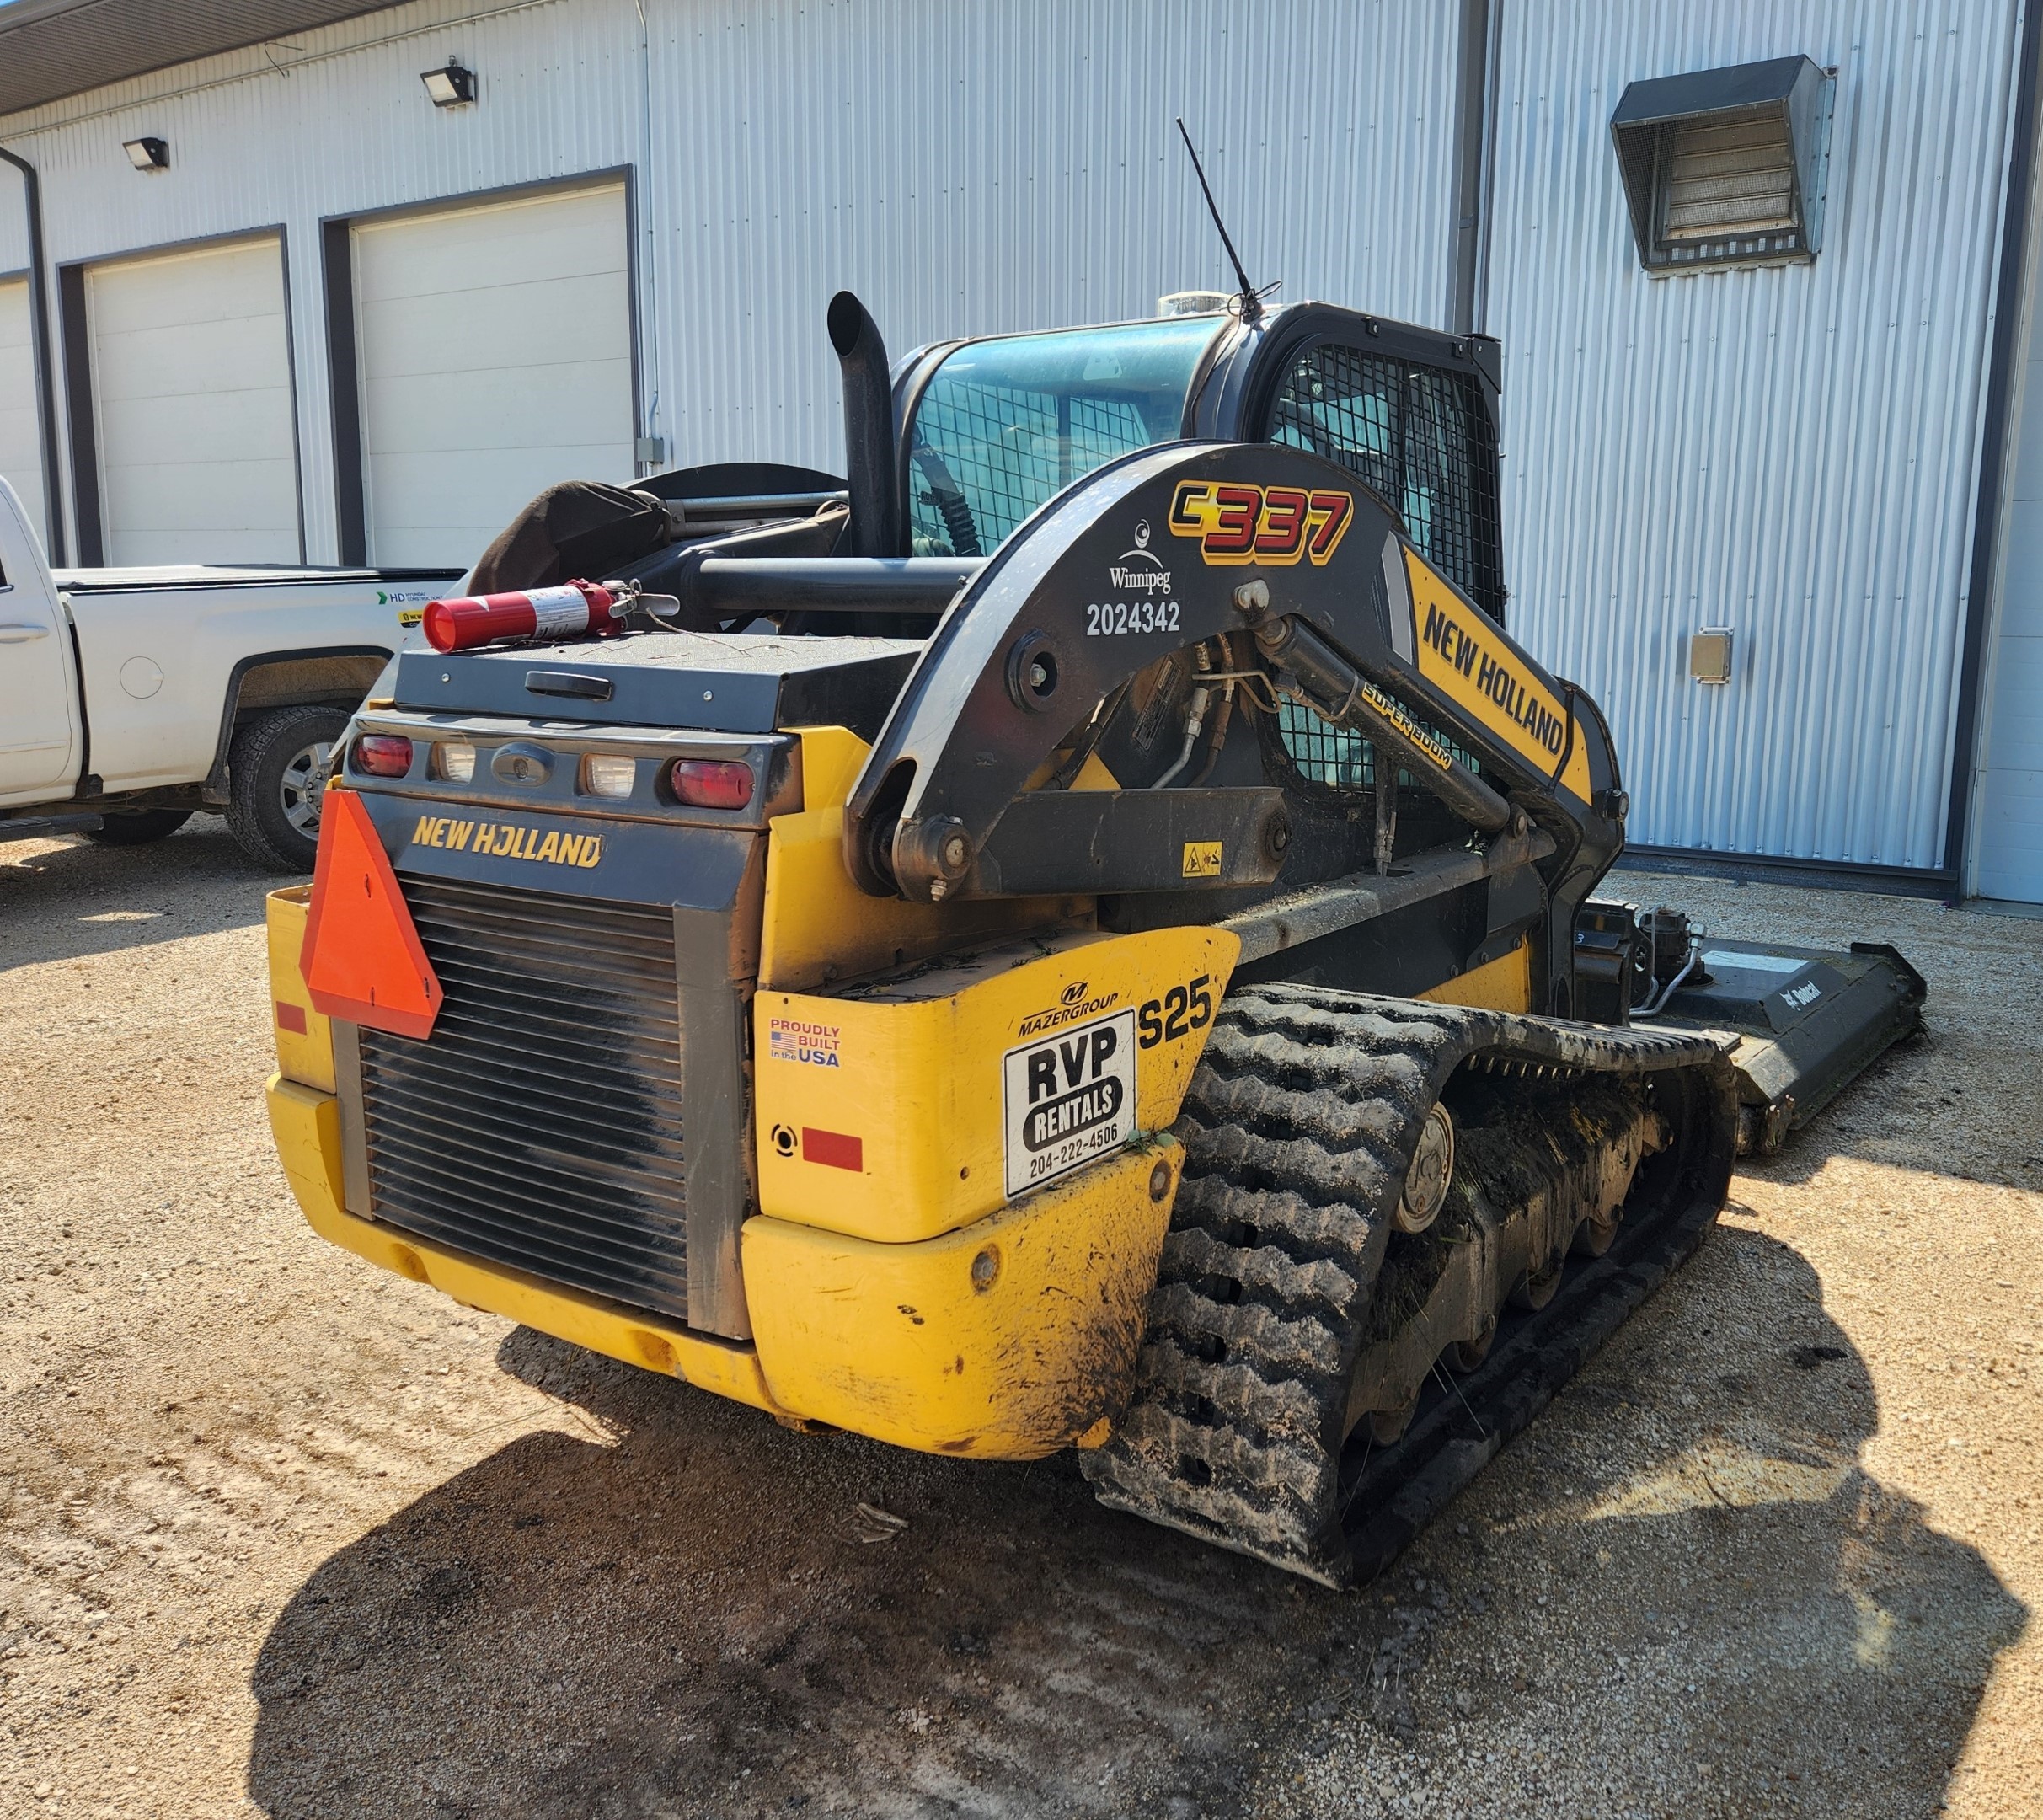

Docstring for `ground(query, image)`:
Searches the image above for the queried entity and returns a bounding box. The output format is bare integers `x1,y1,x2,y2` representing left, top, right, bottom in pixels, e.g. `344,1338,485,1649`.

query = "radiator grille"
357,873,689,1320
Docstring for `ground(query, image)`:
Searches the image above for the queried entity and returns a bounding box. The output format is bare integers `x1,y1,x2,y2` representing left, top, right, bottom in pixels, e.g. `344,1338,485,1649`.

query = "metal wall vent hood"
1610,55,1834,274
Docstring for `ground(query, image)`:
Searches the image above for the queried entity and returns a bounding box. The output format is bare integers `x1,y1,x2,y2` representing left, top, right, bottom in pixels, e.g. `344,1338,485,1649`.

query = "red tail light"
669,758,752,809
353,734,414,777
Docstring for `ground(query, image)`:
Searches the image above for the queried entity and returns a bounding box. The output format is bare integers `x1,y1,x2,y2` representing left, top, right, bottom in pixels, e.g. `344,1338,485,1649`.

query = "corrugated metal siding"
0,0,1465,570
1488,0,2026,870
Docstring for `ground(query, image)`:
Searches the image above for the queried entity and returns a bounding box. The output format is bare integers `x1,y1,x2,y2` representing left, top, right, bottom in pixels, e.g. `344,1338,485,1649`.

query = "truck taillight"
670,759,751,809
353,734,414,777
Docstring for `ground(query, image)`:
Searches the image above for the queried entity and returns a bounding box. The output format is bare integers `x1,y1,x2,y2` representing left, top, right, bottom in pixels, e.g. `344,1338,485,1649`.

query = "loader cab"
894,301,1505,626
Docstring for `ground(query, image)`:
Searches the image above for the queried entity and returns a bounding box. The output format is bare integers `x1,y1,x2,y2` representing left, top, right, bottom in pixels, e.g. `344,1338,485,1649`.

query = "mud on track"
2,827,2038,1817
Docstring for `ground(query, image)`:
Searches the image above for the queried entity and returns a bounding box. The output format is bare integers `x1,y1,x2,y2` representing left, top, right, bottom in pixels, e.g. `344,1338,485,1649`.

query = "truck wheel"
83,809,192,846
227,704,349,873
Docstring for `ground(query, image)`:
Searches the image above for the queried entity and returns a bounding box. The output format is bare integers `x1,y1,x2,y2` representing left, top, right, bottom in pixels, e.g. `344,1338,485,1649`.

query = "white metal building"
1,0,2039,903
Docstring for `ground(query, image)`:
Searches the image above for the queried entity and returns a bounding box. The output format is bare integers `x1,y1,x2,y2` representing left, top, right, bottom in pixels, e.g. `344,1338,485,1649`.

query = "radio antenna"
1176,118,1263,325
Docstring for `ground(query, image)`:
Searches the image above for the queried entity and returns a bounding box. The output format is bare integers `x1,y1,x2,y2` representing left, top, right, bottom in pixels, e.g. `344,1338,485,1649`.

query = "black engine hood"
392,632,922,741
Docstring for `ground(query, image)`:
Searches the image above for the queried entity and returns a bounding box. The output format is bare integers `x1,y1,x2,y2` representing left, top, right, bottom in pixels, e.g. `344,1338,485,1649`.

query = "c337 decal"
1402,549,1593,800
409,814,603,868
1167,481,1354,567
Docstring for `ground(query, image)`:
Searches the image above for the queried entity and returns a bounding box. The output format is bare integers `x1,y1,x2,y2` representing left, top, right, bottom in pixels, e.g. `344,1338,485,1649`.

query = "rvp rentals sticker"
1001,1008,1136,1199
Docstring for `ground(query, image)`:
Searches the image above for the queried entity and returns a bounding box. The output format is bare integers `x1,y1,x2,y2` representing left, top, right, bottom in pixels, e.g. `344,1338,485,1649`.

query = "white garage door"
353,182,635,570
0,276,49,552
86,235,301,566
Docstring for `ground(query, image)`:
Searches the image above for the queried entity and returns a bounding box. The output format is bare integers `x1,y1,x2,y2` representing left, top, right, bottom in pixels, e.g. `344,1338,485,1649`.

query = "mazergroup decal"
1403,549,1592,799
1015,983,1123,1040
1167,480,1354,567
409,814,602,868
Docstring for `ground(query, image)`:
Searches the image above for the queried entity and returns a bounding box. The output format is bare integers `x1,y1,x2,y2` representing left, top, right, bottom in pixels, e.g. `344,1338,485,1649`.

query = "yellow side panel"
756,923,1237,1242
265,886,335,1093
745,1138,1181,1458
760,725,1085,993
1416,939,1534,1013
1403,550,1595,802
265,1074,788,1418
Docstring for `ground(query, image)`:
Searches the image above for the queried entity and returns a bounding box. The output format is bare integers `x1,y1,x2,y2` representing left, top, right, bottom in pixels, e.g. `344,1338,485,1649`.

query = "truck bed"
53,565,461,594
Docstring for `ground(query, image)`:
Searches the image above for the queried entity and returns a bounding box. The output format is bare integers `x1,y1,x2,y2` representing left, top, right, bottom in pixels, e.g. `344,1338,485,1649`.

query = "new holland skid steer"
264,288,1921,1584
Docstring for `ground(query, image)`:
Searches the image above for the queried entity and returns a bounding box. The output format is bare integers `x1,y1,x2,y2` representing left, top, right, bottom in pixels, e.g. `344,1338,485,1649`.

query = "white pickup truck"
0,478,462,870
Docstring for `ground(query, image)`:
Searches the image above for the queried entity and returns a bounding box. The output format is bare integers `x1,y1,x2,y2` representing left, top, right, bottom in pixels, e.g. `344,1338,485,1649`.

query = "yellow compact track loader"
264,292,1918,1583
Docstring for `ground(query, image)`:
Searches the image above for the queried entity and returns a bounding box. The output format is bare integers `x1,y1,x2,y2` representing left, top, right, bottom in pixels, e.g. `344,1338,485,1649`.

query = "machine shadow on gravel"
0,823,275,971
245,1327,1330,1820
246,1241,2025,1820
1386,1223,2027,1819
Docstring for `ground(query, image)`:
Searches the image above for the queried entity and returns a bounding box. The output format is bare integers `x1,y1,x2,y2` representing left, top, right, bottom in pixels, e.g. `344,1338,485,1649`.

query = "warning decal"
1001,1007,1137,1199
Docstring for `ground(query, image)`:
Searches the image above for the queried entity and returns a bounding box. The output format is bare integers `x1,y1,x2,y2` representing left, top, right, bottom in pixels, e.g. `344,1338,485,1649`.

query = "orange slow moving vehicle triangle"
299,787,443,1040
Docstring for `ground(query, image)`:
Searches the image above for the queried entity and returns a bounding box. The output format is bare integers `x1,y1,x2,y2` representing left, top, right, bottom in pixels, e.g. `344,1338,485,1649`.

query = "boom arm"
844,442,1626,940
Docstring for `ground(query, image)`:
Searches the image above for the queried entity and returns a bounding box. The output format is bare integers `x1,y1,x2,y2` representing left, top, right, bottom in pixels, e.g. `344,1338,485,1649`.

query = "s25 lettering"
1138,975,1214,1049
1167,480,1354,567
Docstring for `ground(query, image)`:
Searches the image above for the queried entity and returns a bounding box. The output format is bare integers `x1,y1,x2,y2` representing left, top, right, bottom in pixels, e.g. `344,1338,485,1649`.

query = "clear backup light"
582,754,638,799
434,741,478,783
352,734,414,777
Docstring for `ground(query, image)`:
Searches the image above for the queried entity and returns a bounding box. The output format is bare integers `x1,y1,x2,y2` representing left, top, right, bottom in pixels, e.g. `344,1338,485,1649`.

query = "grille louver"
1662,105,1797,241
357,874,690,1320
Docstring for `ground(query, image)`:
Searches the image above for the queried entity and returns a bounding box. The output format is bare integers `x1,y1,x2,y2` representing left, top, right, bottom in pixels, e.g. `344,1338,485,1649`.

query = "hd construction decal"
1168,480,1354,567
1402,549,1593,800
407,814,603,868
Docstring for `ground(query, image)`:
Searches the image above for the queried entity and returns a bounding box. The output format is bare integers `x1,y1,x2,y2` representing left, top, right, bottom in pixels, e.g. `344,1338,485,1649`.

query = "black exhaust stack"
827,291,904,559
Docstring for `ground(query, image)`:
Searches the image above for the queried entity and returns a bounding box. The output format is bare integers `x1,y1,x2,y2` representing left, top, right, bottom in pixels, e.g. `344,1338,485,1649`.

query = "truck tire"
227,704,349,873
83,809,193,846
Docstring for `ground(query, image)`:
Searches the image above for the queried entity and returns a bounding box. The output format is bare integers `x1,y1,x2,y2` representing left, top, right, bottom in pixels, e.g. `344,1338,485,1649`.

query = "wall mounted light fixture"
122,136,169,171
420,61,477,108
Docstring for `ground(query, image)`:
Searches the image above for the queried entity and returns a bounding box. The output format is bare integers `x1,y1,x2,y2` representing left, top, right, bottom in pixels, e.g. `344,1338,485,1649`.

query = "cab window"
903,316,1222,555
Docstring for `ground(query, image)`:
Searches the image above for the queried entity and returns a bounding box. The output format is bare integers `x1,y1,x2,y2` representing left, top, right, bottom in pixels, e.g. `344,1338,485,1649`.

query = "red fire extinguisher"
422,579,674,654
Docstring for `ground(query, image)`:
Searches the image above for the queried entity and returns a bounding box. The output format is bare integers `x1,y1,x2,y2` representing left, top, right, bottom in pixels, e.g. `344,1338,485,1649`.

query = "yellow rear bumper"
266,1066,1174,1456
265,1073,787,1415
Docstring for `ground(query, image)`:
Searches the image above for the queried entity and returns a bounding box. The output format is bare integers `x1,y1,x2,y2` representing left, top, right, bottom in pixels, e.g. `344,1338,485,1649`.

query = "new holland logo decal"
409,814,602,868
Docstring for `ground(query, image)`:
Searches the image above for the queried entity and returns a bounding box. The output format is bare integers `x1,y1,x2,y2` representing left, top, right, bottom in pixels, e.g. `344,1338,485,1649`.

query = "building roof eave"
0,0,405,118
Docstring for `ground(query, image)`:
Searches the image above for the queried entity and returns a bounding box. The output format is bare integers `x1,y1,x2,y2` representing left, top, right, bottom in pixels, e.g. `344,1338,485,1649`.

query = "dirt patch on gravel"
3,830,2038,1817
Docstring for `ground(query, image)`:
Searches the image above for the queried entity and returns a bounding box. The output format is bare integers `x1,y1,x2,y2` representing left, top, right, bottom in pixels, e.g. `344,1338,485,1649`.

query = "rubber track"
1081,982,1735,1586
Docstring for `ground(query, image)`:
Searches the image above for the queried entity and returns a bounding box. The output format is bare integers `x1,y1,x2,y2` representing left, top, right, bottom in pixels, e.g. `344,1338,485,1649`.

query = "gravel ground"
2,824,2038,1818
